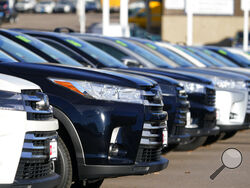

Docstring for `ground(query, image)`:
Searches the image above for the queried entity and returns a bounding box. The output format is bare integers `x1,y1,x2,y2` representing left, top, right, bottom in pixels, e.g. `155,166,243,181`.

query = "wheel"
174,136,208,151
222,131,237,140
55,136,72,188
71,179,104,188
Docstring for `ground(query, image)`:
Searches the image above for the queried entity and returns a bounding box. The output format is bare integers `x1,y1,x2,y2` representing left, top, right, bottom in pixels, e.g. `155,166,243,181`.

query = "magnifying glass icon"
210,148,243,180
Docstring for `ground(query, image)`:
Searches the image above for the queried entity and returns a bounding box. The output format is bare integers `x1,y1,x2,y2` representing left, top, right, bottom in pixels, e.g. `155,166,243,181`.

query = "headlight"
50,78,144,104
179,81,205,94
0,90,25,111
212,78,246,90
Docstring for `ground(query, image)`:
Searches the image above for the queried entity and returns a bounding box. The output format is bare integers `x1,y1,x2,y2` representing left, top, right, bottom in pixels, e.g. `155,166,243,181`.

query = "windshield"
0,49,17,62
175,45,213,67
11,31,84,67
198,48,238,67
110,38,172,68
139,41,195,67
184,46,225,67
0,35,47,63
63,36,127,68
213,48,250,67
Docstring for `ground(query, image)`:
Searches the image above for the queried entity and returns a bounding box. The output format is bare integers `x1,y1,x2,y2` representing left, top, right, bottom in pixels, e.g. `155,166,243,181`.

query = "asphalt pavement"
102,129,250,188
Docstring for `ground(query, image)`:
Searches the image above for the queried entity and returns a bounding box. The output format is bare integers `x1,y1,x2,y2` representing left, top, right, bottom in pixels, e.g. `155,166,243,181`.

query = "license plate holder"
50,139,57,161
186,112,191,125
162,128,168,146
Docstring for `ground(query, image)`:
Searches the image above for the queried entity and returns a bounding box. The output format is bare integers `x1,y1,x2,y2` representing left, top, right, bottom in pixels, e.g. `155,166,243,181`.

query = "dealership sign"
241,0,250,11
186,0,234,15
165,0,234,15
165,0,185,10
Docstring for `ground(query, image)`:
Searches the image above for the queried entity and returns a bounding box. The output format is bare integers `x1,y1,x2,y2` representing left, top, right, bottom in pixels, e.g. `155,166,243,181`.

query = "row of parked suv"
0,28,250,188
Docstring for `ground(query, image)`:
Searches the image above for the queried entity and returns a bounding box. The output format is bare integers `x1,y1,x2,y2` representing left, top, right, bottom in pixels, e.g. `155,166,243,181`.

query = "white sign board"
186,0,234,15
165,0,185,10
241,0,250,11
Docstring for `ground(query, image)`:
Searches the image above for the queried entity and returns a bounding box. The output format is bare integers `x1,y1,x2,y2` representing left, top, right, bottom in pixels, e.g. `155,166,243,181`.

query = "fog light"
109,127,127,158
230,112,238,119
109,143,127,157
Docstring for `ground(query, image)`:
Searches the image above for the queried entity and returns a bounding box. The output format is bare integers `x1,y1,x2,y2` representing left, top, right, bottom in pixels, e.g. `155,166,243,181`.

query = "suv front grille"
21,90,53,121
136,85,167,163
174,86,190,135
205,87,216,106
15,131,57,180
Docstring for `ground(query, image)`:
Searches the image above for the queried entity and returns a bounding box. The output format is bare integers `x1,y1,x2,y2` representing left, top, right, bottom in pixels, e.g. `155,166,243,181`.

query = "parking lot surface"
2,13,119,31
102,129,250,188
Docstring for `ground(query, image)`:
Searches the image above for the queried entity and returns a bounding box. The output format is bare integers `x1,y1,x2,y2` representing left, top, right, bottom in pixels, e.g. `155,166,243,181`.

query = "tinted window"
0,35,47,63
88,41,129,61
0,50,17,62
176,46,212,67
40,38,87,63
109,38,171,68
199,48,238,67
184,47,223,67
139,41,194,67
12,33,84,67
62,36,126,68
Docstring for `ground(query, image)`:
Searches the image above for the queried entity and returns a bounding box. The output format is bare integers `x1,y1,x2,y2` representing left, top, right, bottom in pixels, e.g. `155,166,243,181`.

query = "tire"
222,131,237,140
55,136,72,188
72,179,104,188
174,136,208,151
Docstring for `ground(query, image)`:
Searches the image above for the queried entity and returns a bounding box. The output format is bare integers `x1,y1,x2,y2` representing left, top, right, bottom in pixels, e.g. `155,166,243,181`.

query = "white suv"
0,74,59,187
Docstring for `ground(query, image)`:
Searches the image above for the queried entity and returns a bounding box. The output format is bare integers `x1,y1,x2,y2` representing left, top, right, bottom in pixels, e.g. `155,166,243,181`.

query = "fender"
53,107,85,164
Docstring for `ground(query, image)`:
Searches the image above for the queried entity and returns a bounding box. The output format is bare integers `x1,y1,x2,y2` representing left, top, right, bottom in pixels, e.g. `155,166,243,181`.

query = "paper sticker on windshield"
15,35,31,43
115,40,127,47
145,43,157,50
218,49,227,55
65,39,82,47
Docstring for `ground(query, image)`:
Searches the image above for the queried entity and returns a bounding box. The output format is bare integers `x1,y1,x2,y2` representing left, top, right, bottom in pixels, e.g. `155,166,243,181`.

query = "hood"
127,67,212,85
0,73,39,93
0,62,155,89
221,67,250,75
174,67,249,81
105,67,180,87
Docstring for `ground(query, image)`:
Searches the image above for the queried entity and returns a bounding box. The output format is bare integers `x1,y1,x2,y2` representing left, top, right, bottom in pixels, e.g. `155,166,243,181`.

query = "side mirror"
122,57,141,67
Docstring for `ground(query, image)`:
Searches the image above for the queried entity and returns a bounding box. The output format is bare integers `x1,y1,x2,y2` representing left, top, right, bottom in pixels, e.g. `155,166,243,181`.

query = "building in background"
162,0,249,46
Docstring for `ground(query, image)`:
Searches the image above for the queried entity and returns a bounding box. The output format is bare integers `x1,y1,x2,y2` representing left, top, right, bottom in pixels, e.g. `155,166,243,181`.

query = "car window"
0,35,47,63
0,49,17,62
11,33,84,67
176,45,213,67
184,47,223,67
62,36,126,68
109,38,171,68
88,41,129,61
199,49,238,67
39,38,87,63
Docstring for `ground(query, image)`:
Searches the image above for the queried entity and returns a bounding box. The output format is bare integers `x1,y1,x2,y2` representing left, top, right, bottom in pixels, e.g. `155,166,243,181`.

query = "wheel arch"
53,107,85,180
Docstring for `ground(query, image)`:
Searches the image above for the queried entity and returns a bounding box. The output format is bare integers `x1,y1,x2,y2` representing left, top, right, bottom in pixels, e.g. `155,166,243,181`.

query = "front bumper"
185,124,220,137
0,173,60,188
219,124,250,132
216,90,248,126
168,133,191,144
78,157,169,179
